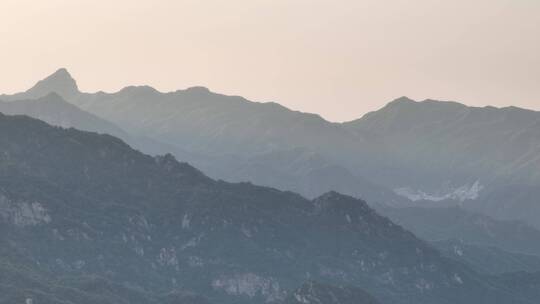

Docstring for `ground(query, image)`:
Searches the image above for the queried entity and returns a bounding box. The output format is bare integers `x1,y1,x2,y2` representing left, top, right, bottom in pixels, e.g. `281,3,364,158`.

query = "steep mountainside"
1,113,536,304
0,93,128,139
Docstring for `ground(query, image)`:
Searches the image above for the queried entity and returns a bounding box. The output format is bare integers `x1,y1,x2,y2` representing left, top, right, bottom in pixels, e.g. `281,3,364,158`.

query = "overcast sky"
1,0,539,121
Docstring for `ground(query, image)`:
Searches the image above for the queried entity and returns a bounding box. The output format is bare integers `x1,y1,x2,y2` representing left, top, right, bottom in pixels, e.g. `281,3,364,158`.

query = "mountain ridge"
4,69,540,229
0,69,408,208
2,112,538,304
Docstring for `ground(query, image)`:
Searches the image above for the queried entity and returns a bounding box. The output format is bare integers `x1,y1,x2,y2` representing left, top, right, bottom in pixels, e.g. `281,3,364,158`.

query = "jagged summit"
389,96,416,105
24,68,80,100
50,67,71,78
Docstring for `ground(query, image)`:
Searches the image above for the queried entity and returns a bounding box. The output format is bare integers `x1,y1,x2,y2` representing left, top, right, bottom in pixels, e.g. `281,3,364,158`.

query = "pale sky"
1,0,539,121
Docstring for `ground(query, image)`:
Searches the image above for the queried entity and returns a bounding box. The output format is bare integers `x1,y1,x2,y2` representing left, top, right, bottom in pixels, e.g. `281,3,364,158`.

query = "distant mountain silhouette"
1,68,79,101
0,93,127,139
344,97,540,225
0,68,410,207
4,69,540,228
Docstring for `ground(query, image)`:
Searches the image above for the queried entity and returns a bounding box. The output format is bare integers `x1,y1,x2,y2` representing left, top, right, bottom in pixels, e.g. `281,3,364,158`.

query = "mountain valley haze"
1,1,540,304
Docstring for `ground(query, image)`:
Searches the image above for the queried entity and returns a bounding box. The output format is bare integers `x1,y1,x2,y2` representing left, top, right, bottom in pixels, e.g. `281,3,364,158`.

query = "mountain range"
2,68,540,303
344,98,540,225
3,68,540,260
4,69,540,229
5,69,540,227
1,69,410,208
3,112,540,303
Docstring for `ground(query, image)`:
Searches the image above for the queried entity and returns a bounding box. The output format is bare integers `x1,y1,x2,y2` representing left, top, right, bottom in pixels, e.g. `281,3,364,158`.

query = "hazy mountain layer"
433,239,540,274
1,113,537,304
0,69,410,206
4,69,540,227
0,93,128,139
344,98,540,225
380,206,540,256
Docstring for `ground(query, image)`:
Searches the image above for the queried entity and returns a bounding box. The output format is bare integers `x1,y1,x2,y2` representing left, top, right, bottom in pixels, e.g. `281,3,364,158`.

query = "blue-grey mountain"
5,69,540,229
1,113,538,304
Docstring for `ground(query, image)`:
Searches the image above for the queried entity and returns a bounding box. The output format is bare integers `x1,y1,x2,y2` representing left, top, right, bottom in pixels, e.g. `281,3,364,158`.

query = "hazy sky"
1,0,539,121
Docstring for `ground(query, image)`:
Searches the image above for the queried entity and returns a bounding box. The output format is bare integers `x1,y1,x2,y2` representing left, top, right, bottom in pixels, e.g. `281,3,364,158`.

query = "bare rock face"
0,194,51,227
284,281,381,304
212,273,285,302
24,68,80,100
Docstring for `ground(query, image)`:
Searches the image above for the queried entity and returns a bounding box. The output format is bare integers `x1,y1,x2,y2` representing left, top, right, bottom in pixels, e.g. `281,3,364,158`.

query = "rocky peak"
24,68,79,100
